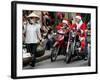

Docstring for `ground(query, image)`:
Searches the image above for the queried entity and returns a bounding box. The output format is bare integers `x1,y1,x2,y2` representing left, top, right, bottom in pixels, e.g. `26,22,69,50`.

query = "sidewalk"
36,50,51,63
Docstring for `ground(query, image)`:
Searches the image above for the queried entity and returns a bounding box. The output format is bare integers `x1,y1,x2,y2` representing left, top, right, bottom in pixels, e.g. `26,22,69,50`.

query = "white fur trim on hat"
62,20,68,24
75,15,81,20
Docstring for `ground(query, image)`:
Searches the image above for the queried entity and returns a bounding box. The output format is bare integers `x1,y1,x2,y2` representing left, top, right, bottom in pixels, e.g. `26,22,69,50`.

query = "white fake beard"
76,20,83,30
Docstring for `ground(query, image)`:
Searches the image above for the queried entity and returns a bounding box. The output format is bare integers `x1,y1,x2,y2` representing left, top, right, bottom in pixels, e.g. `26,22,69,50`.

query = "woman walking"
24,12,42,67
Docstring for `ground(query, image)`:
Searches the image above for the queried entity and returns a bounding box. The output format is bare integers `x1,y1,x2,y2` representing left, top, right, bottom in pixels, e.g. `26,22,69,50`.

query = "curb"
36,51,51,63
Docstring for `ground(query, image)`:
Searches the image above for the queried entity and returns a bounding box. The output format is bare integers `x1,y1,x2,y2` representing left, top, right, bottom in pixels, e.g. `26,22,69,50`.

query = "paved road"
23,54,88,69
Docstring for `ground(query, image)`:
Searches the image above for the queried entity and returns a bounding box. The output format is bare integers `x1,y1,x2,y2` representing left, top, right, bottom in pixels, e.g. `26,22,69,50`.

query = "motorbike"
50,29,67,62
50,26,86,63
65,27,85,63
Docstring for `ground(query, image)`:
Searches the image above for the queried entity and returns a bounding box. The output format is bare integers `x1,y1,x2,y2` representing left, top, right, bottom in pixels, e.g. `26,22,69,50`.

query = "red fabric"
80,23,86,49
80,23,87,38
56,25,61,30
56,23,63,30
56,20,71,32
81,40,85,49
59,23,63,26
70,24,77,29
71,23,86,36
71,23,87,49
71,23,86,31
80,23,87,31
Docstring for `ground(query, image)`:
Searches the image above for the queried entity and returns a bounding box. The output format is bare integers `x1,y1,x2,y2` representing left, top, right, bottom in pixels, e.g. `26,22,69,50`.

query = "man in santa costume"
72,14,87,59
55,18,72,51
56,18,71,41
56,18,71,32
54,18,71,53
62,18,71,42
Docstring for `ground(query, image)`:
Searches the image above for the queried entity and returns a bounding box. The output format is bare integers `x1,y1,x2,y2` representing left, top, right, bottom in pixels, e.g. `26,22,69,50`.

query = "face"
29,17,36,24
75,18,81,23
63,23,69,28
63,23,66,26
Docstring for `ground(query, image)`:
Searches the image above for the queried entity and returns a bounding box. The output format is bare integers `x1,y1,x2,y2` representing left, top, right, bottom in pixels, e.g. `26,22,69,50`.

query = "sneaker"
84,57,88,60
30,62,35,67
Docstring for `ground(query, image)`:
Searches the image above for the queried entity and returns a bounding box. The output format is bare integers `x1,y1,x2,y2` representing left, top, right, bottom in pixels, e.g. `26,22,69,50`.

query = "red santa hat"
62,18,69,25
75,14,82,20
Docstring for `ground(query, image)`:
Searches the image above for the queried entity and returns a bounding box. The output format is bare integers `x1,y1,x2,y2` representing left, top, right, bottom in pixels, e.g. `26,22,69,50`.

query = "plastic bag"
37,44,44,52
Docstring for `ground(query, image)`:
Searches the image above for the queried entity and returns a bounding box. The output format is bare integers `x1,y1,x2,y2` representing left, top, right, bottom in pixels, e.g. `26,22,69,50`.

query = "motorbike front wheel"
65,44,72,63
51,47,59,62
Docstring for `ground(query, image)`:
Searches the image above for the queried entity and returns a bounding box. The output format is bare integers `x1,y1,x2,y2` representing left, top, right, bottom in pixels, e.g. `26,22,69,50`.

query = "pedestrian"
24,12,42,67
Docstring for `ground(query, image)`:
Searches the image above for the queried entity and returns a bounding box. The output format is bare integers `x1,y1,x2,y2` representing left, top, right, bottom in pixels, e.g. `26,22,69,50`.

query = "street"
23,50,89,69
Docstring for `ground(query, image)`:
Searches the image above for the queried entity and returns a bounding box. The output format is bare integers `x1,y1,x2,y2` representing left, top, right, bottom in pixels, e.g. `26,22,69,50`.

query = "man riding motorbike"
71,14,87,59
50,18,71,62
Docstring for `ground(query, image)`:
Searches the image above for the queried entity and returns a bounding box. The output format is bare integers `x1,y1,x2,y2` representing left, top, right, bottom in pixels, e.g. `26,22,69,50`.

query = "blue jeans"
46,39,53,50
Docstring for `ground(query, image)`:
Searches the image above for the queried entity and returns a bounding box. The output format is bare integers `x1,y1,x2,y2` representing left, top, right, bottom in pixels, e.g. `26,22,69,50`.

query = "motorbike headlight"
53,32,57,35
76,42,80,47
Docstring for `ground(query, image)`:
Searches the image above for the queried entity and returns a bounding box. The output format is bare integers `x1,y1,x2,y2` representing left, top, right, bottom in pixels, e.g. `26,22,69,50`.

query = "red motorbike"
51,29,67,62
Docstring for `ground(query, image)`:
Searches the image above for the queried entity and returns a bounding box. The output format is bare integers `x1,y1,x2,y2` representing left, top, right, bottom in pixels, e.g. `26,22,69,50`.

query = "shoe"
84,57,88,60
77,56,82,60
30,60,35,67
30,62,35,67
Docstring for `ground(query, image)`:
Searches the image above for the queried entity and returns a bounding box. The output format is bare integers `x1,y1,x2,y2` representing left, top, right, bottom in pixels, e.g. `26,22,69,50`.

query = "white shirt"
24,23,41,43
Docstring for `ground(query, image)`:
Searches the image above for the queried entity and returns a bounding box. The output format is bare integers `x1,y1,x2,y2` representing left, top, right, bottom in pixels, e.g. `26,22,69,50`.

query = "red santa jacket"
56,22,71,33
71,22,87,38
56,23,63,30
71,22,87,49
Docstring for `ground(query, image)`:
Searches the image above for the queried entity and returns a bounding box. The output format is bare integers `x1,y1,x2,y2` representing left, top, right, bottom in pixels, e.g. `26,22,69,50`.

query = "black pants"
26,43,38,64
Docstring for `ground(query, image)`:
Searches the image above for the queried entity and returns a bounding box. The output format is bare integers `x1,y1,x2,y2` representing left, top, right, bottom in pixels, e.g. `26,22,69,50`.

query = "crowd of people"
22,11,90,67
